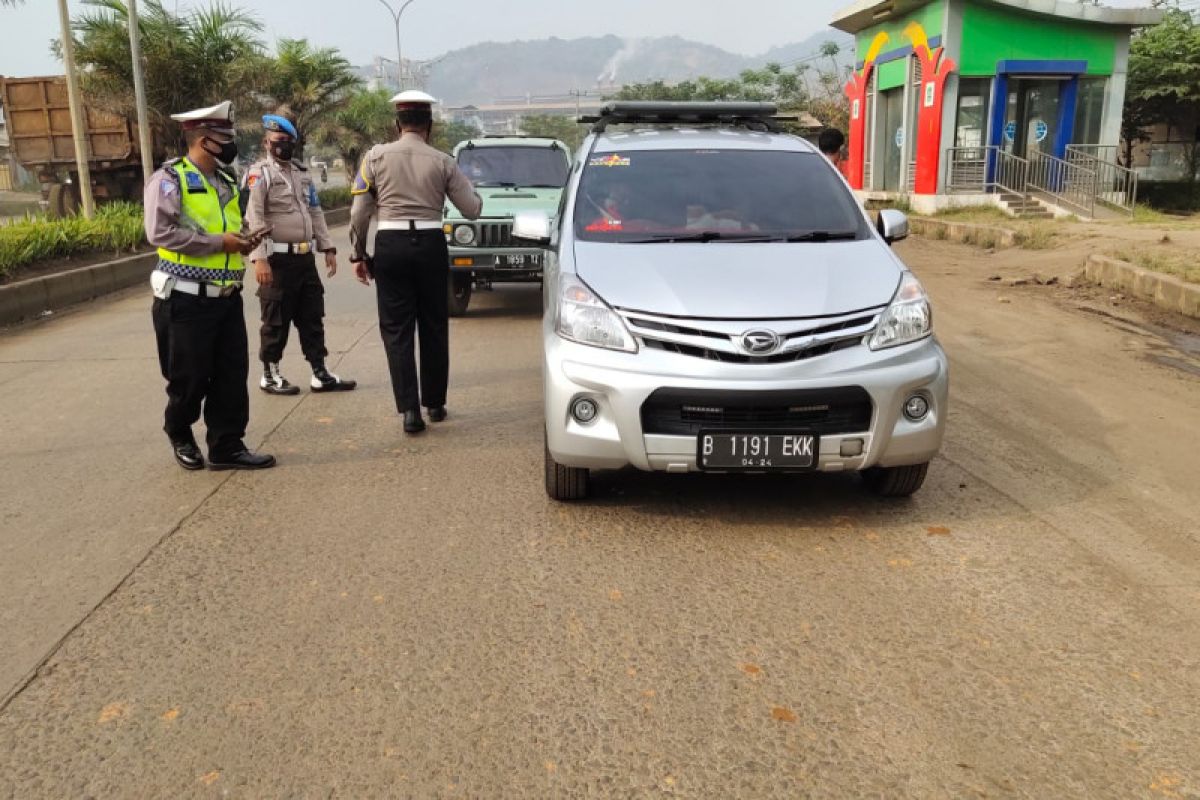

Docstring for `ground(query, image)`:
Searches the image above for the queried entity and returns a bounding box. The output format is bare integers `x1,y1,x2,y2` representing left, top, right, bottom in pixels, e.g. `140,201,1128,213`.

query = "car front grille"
477,222,514,248
641,387,874,436
618,308,883,364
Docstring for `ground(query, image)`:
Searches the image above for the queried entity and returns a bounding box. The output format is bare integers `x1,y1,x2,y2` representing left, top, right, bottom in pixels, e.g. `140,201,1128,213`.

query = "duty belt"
172,279,241,298
378,219,443,231
270,241,314,255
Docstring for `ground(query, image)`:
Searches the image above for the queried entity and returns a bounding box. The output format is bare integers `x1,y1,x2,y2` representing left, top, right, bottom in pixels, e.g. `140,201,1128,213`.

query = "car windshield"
573,149,867,242
457,146,570,188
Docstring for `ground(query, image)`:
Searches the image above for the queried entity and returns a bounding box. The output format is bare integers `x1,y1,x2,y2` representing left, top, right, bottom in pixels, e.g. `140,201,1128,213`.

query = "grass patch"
1017,223,1058,250
1111,248,1200,284
0,202,145,279
930,205,1012,223
318,186,351,209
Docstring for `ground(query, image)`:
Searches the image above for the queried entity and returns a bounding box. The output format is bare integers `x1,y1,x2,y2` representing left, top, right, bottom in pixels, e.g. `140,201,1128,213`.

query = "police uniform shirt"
349,132,483,258
244,158,335,262
143,160,235,255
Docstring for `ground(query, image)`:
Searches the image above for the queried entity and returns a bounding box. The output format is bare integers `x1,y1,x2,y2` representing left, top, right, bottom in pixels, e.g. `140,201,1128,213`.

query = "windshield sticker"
589,154,631,168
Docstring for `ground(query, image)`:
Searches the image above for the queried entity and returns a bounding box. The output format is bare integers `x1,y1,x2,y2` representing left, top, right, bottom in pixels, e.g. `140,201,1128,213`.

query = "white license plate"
698,432,818,471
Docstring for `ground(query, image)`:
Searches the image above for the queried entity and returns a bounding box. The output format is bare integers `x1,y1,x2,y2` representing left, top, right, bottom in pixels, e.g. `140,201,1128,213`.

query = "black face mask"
202,138,239,166
269,141,296,162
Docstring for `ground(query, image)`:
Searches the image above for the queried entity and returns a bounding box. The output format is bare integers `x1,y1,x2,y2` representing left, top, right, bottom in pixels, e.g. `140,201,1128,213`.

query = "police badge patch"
184,171,206,193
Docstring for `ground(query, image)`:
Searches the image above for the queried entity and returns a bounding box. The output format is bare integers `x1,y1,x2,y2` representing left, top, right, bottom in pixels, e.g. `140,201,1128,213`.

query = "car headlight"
453,224,476,246
556,279,637,353
868,272,932,350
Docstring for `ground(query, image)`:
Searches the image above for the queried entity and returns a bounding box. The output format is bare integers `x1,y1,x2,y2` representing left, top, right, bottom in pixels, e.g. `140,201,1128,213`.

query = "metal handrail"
945,146,992,193
1065,145,1139,215
1028,150,1097,218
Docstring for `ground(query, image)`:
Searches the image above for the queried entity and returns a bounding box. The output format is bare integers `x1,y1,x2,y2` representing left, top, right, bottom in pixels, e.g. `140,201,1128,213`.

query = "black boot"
208,450,277,471
427,406,447,423
171,439,205,471
260,362,300,396
403,409,426,434
311,363,357,393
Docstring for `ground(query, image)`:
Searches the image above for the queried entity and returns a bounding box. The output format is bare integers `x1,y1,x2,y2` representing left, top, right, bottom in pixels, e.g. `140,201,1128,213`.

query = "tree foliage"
430,120,483,155
519,115,587,150
262,38,360,159
1124,8,1200,180
312,87,396,179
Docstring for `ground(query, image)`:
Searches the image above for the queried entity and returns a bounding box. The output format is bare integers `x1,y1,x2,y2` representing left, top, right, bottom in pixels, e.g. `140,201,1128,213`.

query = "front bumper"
448,245,544,281
544,332,948,473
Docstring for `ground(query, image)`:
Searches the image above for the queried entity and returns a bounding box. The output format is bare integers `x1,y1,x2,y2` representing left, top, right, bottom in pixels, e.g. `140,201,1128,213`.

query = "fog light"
903,395,930,421
571,398,598,424
840,438,865,457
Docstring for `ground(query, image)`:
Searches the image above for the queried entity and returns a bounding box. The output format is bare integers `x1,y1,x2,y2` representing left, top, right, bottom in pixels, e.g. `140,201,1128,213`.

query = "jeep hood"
572,240,902,319
446,186,562,219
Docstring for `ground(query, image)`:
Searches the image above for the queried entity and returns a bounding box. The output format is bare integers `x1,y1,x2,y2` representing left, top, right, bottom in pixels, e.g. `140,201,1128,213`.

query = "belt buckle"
218,285,237,297
296,242,310,255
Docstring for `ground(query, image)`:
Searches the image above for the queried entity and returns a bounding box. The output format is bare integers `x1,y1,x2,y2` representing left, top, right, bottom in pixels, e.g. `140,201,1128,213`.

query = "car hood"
446,186,562,219
573,239,902,319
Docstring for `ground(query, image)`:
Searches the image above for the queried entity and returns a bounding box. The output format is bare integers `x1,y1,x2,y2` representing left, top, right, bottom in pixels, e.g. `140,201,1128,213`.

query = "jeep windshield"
573,150,868,243
457,146,570,189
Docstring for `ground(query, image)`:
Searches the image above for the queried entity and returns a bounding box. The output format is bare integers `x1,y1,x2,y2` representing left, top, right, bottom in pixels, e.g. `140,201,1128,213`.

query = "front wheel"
545,433,589,501
448,273,473,317
862,462,929,498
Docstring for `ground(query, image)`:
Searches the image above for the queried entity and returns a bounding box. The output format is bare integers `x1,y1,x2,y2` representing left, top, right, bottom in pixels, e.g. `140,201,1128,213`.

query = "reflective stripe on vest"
156,159,244,286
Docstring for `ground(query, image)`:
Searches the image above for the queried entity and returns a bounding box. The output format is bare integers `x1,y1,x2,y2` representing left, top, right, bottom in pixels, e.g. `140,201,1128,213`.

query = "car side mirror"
877,209,909,245
513,211,552,245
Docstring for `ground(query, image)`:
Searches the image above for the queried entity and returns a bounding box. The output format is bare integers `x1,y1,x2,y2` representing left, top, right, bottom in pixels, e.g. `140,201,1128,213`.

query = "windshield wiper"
477,181,517,188
526,184,564,189
626,231,777,244
781,230,859,242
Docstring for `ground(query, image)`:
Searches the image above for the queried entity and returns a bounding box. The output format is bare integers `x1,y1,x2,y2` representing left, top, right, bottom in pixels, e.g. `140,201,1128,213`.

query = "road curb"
0,210,352,327
1085,254,1200,319
909,217,1019,249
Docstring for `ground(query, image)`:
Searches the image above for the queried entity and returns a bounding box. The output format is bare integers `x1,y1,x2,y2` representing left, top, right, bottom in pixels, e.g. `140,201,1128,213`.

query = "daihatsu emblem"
741,329,781,355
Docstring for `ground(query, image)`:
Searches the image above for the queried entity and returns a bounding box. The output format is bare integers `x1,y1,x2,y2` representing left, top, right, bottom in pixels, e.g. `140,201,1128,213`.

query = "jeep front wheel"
862,462,929,498
448,273,473,317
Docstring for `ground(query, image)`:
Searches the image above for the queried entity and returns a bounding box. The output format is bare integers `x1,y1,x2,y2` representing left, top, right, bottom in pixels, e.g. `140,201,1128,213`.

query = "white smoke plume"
597,38,646,85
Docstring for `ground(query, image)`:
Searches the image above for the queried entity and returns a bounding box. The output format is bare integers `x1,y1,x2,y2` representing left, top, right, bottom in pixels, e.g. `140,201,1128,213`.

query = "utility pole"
56,0,95,218
375,0,417,89
128,0,154,185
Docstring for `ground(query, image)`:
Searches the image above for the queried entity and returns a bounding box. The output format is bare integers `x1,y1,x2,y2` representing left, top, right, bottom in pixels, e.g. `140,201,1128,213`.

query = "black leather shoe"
311,365,357,393
427,406,447,423
208,450,277,471
403,409,426,434
172,440,205,471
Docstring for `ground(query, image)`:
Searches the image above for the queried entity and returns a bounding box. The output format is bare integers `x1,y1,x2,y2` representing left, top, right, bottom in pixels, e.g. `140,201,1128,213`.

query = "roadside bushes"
0,203,145,279
317,187,351,209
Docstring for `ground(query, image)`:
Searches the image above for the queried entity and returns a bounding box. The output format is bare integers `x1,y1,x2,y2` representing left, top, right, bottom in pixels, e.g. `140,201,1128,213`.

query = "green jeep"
444,136,573,315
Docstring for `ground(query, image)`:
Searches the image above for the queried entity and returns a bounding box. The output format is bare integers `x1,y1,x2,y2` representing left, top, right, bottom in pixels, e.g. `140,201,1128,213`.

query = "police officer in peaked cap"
143,101,275,471
349,90,482,435
244,113,356,397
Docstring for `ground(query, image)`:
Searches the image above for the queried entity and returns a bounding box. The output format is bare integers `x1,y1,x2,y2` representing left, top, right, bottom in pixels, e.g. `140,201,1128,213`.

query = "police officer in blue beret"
244,114,356,396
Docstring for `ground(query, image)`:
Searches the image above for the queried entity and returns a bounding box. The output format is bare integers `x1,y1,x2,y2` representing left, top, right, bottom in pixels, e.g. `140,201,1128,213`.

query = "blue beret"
262,114,298,139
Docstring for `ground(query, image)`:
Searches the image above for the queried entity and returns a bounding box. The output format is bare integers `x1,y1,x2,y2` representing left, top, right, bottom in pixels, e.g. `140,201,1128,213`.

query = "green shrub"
1017,224,1057,250
318,187,352,209
0,202,145,278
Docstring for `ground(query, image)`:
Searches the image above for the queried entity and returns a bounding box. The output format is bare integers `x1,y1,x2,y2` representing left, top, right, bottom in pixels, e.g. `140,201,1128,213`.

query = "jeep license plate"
698,432,818,471
494,253,542,269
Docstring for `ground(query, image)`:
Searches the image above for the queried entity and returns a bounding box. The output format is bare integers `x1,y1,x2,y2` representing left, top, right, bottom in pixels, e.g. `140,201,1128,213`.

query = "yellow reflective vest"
156,158,244,287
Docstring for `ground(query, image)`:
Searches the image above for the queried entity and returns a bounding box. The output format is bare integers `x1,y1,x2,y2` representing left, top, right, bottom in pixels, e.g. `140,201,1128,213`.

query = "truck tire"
545,432,589,501
448,273,472,317
862,462,929,498
47,183,79,218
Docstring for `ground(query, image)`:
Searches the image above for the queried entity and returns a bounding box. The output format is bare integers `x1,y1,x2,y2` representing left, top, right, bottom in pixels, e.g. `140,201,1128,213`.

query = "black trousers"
373,229,450,413
151,291,250,457
257,252,328,365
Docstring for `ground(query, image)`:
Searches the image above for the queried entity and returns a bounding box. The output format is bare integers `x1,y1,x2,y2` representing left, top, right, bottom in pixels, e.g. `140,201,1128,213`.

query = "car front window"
573,149,867,243
457,146,570,188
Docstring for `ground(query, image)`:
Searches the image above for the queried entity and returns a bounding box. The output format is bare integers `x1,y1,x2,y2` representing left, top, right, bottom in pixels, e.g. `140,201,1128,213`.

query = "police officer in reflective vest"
143,101,275,471
244,114,356,396
349,91,482,434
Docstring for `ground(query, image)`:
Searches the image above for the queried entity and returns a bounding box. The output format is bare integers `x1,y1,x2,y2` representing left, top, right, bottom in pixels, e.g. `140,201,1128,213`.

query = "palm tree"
262,39,361,159
70,0,267,155
312,87,395,179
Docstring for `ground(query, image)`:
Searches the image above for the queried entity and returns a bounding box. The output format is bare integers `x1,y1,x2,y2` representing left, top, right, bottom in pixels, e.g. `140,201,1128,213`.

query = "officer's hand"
352,259,371,286
324,250,338,278
254,259,272,288
222,233,249,254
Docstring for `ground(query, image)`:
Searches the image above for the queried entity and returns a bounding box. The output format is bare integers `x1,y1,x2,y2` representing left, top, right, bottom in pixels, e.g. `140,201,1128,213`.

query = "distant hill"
409,31,852,106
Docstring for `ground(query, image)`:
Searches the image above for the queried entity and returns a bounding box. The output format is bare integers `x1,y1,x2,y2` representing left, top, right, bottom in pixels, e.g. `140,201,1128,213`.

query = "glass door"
1003,79,1062,159
880,87,905,191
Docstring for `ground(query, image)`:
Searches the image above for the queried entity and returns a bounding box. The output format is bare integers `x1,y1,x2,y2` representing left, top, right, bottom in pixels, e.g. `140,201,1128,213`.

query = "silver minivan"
515,102,948,501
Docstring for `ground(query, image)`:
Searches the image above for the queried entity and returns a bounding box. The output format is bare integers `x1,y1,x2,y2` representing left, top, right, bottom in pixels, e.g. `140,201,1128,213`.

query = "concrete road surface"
1,229,1198,798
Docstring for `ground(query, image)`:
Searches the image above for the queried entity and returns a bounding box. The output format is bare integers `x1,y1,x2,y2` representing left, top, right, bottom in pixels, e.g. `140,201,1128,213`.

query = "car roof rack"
579,101,797,133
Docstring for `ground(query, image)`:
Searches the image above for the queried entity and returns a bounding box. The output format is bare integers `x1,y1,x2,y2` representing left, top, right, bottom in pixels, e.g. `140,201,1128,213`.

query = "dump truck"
0,75,152,217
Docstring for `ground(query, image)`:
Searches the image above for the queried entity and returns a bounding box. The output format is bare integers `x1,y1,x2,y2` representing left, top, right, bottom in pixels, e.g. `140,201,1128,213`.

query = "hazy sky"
0,0,1155,77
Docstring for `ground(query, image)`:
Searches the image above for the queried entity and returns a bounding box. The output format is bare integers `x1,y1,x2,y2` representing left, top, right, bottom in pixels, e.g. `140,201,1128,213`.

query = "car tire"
863,462,929,497
448,273,473,317
545,433,589,501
